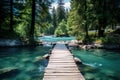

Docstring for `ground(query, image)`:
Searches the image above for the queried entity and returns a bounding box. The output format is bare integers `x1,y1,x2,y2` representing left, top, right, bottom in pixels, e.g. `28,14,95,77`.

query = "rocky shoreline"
67,40,120,50
78,44,120,50
0,39,120,50
0,39,43,47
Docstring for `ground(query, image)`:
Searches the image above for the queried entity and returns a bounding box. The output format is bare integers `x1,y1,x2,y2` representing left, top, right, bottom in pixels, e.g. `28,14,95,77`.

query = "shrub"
102,35,120,44
112,28,120,34
95,38,103,44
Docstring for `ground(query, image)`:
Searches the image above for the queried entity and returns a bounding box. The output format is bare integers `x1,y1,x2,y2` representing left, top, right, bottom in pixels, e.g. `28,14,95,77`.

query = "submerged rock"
22,58,31,63
81,64,98,73
0,67,19,79
42,54,50,59
0,67,18,74
25,66,36,72
74,57,82,64
84,73,95,80
101,69,116,77
34,54,50,63
34,56,43,62
16,72,31,80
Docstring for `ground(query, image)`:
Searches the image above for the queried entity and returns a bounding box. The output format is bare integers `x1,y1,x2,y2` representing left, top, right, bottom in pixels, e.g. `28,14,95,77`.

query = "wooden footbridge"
43,42,85,80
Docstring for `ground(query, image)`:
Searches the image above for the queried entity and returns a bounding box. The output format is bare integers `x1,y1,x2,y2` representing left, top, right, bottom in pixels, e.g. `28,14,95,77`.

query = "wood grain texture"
43,43,85,80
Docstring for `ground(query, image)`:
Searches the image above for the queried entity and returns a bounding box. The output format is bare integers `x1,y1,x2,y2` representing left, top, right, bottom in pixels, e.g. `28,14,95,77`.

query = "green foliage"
75,33,84,40
13,1,31,39
94,34,120,45
56,0,66,24
54,20,68,36
112,28,120,34
15,23,29,38
102,35,120,44
0,0,53,45
67,0,93,38
52,7,57,34
67,0,84,37
95,38,103,44
1,0,120,46
67,0,120,40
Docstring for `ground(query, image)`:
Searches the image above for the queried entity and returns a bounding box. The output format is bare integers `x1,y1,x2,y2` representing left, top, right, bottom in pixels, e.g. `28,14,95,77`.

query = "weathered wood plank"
47,63,76,65
46,67,79,70
45,69,80,73
43,43,85,80
49,61,74,62
43,76,84,80
44,73,81,76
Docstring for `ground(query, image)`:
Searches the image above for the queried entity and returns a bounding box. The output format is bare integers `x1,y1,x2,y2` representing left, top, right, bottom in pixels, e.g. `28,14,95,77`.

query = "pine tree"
56,0,66,24
52,7,57,33
67,0,90,38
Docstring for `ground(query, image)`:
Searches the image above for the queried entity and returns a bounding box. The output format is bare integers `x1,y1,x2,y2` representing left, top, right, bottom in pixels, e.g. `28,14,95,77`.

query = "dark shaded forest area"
0,0,120,46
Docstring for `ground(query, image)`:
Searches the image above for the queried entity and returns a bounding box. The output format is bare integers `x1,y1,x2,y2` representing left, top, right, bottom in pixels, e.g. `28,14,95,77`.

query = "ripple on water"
72,49,120,80
0,46,50,80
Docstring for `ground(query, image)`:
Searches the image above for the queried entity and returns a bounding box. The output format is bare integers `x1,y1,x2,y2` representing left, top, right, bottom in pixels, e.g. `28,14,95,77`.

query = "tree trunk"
98,19,103,37
111,23,114,30
85,0,89,38
85,23,89,38
52,7,57,34
98,0,106,37
98,19,105,37
102,0,106,36
29,0,35,44
10,0,13,32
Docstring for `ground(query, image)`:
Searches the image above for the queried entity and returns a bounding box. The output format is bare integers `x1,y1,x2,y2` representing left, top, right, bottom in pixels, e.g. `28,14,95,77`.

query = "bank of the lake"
0,46,51,80
72,49,120,80
0,36,120,80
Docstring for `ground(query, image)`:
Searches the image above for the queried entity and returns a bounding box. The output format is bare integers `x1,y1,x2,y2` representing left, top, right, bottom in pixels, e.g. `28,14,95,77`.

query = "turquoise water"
0,46,51,80
72,49,120,80
38,36,75,42
0,36,120,80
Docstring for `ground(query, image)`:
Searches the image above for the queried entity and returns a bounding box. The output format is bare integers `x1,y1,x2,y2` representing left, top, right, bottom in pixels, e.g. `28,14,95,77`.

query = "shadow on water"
0,68,20,79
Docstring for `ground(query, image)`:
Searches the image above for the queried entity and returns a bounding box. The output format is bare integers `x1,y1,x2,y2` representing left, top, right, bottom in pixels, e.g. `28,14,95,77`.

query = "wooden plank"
47,64,77,66
47,62,76,65
45,69,80,73
43,43,85,80
49,59,74,61
46,67,79,70
43,76,84,80
44,76,82,78
48,66,76,68
44,73,81,76
49,61,74,62
43,78,83,80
